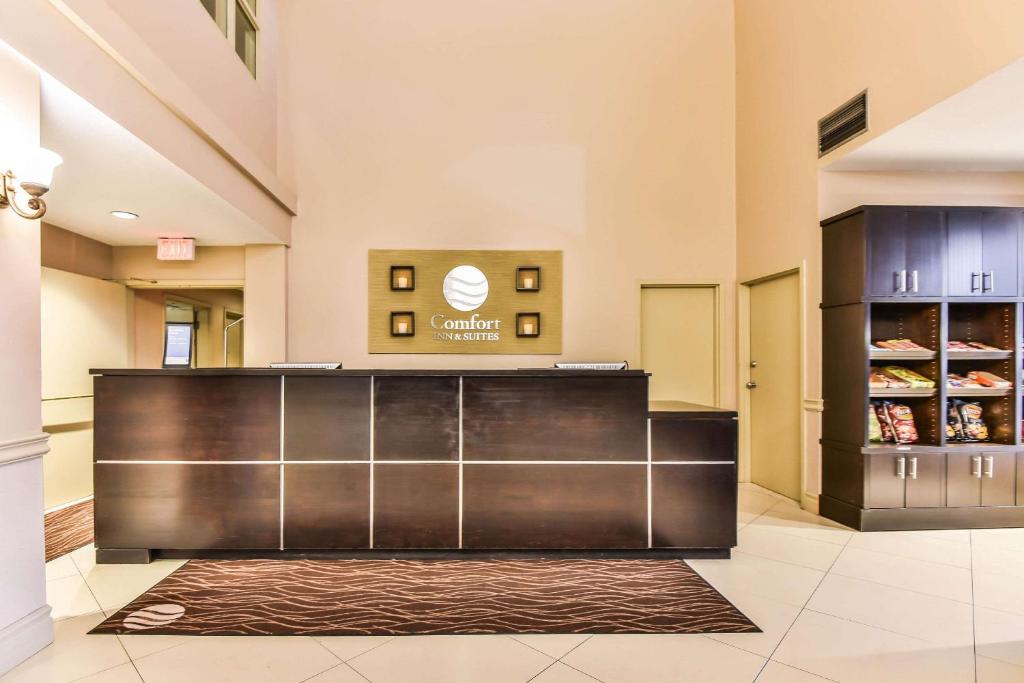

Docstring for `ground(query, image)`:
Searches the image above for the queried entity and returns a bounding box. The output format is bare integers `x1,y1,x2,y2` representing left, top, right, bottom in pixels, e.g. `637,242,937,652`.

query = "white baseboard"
801,492,820,515
0,605,53,676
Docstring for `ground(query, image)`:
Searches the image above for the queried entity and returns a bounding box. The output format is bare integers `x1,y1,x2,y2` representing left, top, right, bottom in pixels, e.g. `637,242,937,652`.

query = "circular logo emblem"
442,265,489,311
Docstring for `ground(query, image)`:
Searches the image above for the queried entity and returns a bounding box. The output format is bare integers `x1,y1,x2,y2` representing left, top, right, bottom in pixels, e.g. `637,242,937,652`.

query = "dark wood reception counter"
90,369,737,562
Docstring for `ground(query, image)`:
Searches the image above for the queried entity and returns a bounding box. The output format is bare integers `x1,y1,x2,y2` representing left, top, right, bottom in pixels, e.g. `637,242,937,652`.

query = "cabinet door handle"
910,270,918,293
982,271,994,292
899,270,907,293
896,456,906,479
909,456,918,480
984,455,994,478
971,272,981,292
972,455,983,478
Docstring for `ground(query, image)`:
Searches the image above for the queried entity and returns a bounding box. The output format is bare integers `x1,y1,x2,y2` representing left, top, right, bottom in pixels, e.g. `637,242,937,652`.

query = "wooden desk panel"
462,377,648,461
283,464,370,548
284,376,371,461
94,463,279,549
94,375,280,461
373,376,459,461
372,463,459,549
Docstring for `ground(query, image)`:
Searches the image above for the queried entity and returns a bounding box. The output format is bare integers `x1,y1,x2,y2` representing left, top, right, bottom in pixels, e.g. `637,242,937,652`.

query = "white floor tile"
563,634,765,683
45,555,79,582
77,559,186,612
977,655,1024,683
530,662,602,683
749,504,854,547
74,663,144,682
348,635,552,683
131,636,340,683
971,539,1024,579
736,524,845,571
974,606,1024,667
115,632,191,662
738,487,781,526
0,613,128,683
972,527,1024,551
509,634,591,659
302,663,371,683
46,574,103,622
773,610,975,683
806,573,974,647
704,590,802,657
974,570,1024,616
845,531,972,569
689,551,825,607
755,661,834,682
829,546,973,604
314,635,395,662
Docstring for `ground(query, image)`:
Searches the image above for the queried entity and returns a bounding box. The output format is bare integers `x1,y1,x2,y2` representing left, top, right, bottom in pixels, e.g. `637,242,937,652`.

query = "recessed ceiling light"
110,210,138,220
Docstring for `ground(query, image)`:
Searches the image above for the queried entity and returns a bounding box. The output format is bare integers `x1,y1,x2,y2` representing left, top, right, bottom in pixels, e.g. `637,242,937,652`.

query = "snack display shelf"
869,350,937,360
946,387,1013,397
946,350,1013,360
869,387,936,397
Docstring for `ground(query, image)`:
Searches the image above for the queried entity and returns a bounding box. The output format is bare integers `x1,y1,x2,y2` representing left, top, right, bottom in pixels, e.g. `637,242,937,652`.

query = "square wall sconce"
391,266,415,291
516,266,541,292
516,312,541,338
391,311,415,336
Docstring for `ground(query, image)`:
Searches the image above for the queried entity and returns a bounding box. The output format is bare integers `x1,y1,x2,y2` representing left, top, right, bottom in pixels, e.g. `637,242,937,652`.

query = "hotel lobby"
4,1,1024,681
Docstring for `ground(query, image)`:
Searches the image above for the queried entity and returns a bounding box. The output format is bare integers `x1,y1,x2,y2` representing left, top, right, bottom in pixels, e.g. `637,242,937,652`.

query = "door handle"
982,271,994,292
899,270,907,293
896,456,906,479
972,455,982,479
910,270,918,293
909,456,918,480
984,455,994,478
745,381,758,389
971,272,981,292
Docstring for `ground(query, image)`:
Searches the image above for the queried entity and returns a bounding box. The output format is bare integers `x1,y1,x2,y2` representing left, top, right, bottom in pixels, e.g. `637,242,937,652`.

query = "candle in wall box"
523,276,534,289
397,321,409,334
523,322,534,335
396,275,409,288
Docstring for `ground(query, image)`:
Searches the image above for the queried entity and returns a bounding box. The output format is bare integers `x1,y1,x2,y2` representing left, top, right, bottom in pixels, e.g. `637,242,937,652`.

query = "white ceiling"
39,74,276,246
827,58,1024,172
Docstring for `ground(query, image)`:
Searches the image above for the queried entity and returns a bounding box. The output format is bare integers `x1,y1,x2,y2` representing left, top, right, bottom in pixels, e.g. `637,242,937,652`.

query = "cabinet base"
95,547,731,564
821,495,1024,531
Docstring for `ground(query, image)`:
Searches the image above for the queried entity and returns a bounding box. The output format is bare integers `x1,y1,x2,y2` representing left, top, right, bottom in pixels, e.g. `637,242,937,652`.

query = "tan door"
225,312,244,367
748,272,801,500
640,285,718,405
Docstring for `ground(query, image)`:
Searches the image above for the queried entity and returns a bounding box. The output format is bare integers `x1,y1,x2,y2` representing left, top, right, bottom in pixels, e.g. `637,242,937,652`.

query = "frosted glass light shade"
18,147,62,190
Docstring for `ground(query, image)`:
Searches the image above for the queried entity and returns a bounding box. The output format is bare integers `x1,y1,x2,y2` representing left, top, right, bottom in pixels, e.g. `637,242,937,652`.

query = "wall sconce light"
517,312,541,338
391,311,415,336
0,147,62,220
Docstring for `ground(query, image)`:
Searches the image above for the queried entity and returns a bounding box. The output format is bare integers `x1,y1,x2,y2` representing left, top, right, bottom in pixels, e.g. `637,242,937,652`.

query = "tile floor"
5,483,1024,682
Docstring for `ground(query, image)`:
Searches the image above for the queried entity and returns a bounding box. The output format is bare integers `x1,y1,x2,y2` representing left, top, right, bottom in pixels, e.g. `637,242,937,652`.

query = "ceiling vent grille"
818,91,868,157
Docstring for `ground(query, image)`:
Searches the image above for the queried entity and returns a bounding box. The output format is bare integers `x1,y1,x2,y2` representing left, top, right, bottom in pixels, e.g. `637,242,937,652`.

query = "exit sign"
156,238,196,261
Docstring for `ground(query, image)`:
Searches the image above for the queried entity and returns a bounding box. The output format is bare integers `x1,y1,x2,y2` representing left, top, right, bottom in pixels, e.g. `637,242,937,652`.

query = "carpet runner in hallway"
90,558,758,636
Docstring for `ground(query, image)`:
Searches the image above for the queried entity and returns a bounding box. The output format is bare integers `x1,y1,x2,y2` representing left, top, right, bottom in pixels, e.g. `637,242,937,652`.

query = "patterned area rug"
44,499,94,562
90,558,758,636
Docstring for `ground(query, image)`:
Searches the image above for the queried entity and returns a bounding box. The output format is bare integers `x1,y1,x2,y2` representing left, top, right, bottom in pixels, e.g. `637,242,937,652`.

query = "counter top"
90,368,651,378
648,400,737,418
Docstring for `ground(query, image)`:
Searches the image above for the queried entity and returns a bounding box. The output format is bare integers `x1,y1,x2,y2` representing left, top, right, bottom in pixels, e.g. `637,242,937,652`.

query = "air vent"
818,91,868,157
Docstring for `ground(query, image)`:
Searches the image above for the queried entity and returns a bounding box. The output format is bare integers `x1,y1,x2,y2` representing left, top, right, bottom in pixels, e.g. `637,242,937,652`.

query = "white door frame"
636,281,723,407
738,265,813,510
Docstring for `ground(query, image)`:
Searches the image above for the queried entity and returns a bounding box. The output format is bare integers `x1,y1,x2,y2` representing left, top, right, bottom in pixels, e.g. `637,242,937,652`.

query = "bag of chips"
884,402,919,444
873,402,894,442
882,366,935,388
868,402,884,442
957,401,990,441
947,400,967,441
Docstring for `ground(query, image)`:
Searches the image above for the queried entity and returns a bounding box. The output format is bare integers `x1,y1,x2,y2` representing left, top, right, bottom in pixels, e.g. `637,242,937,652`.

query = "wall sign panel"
368,250,562,354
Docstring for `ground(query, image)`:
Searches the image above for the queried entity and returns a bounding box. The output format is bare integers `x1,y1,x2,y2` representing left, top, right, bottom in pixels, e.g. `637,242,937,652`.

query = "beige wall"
0,41,51,674
244,245,286,367
112,245,245,286
40,222,113,280
736,0,1024,501
280,0,737,405
40,267,130,509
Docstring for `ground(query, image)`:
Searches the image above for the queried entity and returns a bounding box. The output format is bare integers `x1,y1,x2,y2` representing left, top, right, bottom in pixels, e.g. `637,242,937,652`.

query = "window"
199,0,258,78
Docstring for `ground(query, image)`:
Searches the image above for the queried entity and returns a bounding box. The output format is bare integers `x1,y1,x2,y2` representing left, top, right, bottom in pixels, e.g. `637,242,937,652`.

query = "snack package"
870,370,901,389
968,341,1003,351
967,371,1011,388
884,402,919,444
875,339,928,351
947,373,982,388
868,402,884,442
947,401,966,441
874,402,895,442
957,401,990,441
947,341,972,351
882,366,935,388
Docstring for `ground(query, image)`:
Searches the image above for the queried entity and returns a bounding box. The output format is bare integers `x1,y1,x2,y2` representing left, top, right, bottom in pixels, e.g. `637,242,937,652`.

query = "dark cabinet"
866,208,944,298
866,452,945,509
947,452,1016,507
651,464,736,548
947,210,1019,297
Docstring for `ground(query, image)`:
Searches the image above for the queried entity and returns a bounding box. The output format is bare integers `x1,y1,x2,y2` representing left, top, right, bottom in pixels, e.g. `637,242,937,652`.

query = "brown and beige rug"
90,558,758,636
44,499,94,562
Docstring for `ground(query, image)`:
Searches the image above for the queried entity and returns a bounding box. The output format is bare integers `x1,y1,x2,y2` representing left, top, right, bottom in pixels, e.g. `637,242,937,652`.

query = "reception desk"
90,369,737,562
